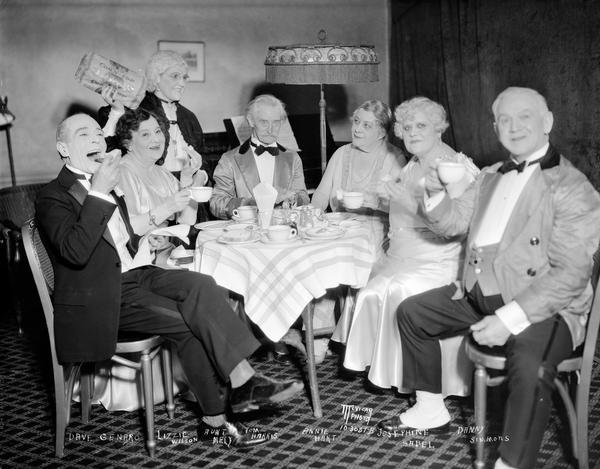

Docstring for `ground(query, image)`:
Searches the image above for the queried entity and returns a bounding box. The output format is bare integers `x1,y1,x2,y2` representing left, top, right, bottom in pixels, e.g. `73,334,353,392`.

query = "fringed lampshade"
265,32,379,174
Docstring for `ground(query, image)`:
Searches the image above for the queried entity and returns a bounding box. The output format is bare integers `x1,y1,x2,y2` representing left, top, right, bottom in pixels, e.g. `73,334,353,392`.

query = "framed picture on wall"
157,40,205,82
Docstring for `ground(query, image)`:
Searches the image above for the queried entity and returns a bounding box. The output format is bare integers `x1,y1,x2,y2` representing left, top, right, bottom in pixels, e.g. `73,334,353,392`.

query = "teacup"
188,186,213,202
437,161,465,184
343,192,364,209
222,223,255,242
266,225,297,242
232,205,258,220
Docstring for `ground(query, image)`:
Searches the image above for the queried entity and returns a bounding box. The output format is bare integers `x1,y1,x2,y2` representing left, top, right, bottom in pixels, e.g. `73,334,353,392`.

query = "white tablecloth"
194,224,376,341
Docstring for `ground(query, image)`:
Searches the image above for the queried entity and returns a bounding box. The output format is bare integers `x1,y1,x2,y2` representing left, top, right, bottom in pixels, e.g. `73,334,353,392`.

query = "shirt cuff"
102,108,124,137
424,191,446,211
495,301,531,335
89,190,115,204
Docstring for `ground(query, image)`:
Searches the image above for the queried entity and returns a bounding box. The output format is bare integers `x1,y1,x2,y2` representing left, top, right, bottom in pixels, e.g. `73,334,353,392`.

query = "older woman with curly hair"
337,96,479,396
311,99,406,212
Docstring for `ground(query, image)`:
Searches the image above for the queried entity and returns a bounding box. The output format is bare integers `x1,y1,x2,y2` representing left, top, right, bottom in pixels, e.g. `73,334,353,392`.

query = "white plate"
195,220,233,231
305,227,345,238
305,233,345,241
260,236,300,246
217,234,261,245
232,214,258,223
324,212,351,223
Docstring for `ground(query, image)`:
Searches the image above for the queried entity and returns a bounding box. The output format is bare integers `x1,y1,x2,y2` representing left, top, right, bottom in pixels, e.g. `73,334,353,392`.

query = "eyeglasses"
351,117,379,130
163,72,190,82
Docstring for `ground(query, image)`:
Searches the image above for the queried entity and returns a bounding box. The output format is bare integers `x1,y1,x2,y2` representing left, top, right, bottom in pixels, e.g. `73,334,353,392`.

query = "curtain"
390,0,600,189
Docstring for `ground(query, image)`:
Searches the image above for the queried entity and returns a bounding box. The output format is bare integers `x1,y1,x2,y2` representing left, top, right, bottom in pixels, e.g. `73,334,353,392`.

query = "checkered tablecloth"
194,224,376,341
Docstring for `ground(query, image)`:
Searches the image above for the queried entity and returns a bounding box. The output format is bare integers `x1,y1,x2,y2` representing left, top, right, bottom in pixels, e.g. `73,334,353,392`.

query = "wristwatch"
148,210,159,227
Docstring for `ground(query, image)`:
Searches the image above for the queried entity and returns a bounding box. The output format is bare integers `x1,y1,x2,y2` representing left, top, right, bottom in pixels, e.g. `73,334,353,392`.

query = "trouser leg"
499,315,572,469
396,283,483,393
119,267,260,415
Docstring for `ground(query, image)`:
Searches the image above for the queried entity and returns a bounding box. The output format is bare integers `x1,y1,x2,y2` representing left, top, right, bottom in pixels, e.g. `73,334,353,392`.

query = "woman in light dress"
311,99,406,213
338,97,479,396
115,107,206,235
306,101,406,363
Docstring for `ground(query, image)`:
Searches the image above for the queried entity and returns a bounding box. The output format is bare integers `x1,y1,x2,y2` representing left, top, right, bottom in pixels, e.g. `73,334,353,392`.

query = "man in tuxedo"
36,113,303,446
209,94,310,219
378,87,600,469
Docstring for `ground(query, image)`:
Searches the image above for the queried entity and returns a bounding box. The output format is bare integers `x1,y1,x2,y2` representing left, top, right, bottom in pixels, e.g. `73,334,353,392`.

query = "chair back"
21,218,63,384
577,246,600,371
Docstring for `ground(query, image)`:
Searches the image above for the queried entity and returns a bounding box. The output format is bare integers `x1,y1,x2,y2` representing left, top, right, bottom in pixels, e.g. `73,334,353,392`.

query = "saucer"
324,212,351,223
217,233,260,245
304,227,345,240
232,214,258,223
195,220,233,231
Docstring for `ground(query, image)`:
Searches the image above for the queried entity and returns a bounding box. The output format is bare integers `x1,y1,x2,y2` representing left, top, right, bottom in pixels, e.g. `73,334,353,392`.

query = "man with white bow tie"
379,87,600,469
210,94,310,219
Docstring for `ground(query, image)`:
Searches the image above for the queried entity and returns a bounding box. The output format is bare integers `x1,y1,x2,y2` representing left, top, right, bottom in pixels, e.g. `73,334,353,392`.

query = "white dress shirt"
251,137,276,185
66,164,135,273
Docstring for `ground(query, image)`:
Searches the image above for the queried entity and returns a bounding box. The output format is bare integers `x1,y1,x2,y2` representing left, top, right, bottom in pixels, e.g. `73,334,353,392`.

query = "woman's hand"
101,85,125,113
164,189,192,215
185,145,203,171
424,162,445,196
180,145,205,187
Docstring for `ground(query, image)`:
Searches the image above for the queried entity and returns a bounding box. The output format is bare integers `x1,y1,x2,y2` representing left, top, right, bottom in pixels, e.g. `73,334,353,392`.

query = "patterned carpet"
1,309,599,469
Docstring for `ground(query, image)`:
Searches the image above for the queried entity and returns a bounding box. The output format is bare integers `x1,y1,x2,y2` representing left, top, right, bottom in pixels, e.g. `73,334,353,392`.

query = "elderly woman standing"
99,50,209,218
337,97,478,396
311,100,406,212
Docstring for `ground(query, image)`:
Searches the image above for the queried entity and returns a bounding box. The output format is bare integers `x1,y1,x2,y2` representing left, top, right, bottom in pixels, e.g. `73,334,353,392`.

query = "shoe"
313,338,330,365
377,415,451,434
280,329,306,358
230,374,304,414
197,420,275,447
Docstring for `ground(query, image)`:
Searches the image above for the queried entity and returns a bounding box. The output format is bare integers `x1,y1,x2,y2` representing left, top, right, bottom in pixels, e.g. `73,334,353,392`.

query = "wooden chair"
21,219,175,458
465,252,600,469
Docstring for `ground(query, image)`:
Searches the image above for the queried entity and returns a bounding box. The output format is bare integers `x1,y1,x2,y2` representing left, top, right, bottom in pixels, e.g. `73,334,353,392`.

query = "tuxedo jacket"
35,166,138,363
209,139,310,219
424,145,600,347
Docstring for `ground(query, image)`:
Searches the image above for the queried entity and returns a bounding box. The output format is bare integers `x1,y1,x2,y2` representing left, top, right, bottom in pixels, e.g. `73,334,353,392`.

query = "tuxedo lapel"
234,142,261,193
67,180,117,249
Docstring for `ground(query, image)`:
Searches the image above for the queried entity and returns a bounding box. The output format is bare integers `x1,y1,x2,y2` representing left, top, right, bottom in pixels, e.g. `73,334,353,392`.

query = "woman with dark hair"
115,108,201,234
311,99,406,212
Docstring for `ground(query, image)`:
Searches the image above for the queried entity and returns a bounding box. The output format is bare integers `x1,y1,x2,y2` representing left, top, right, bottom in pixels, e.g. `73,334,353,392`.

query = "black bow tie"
252,143,279,156
498,157,543,174
498,159,527,174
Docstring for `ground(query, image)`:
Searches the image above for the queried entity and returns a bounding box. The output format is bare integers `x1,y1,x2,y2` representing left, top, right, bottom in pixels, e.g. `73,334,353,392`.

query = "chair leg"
575,372,591,469
302,300,322,418
161,344,175,419
140,350,156,457
79,368,93,424
473,364,488,469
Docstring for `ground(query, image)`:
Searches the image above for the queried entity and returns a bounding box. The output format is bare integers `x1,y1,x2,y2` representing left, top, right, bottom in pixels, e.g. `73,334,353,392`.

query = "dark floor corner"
1,309,599,468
